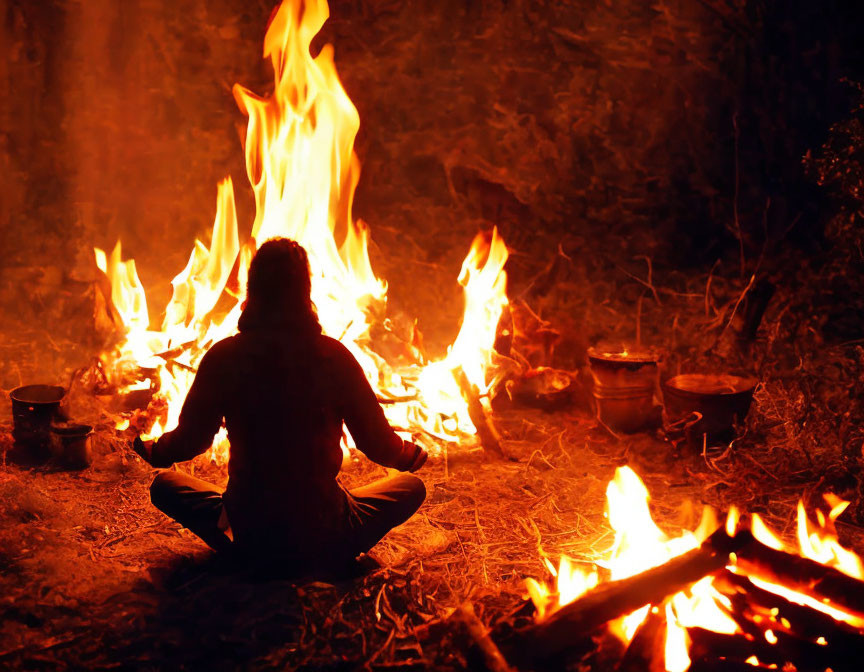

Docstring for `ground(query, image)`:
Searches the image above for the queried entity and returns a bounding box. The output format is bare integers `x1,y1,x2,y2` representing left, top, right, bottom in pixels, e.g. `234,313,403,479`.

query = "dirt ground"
2,215,864,669
2,326,861,671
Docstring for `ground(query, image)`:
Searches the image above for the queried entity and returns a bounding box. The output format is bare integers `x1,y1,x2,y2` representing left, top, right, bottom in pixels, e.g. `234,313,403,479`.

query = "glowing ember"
527,467,864,671
95,0,509,459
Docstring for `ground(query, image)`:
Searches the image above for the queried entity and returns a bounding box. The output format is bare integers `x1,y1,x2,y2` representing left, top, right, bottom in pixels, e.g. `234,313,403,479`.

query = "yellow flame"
234,0,386,354
414,229,509,436
94,242,149,333
726,505,740,537
664,603,691,672
162,178,240,335
796,499,863,579
751,513,785,551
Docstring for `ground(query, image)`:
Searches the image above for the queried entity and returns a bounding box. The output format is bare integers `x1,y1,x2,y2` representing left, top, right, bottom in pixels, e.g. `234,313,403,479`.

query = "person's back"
136,238,427,573
220,331,346,551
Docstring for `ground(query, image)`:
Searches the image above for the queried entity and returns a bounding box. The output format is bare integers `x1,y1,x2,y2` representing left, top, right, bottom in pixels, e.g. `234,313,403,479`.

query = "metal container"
662,374,758,448
10,385,66,458
588,347,659,433
50,423,94,469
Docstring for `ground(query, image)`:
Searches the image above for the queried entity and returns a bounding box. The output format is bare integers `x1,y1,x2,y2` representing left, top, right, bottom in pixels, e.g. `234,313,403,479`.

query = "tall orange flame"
95,0,509,459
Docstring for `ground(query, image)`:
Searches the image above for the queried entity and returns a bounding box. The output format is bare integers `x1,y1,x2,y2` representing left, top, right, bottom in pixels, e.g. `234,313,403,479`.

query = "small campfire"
516,467,864,672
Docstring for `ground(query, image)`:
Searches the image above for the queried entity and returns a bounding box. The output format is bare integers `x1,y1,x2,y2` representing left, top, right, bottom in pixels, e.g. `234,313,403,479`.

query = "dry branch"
736,278,775,344
452,602,515,672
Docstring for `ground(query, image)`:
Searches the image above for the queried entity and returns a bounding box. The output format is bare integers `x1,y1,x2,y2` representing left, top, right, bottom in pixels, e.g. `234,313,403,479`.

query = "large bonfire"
94,0,509,462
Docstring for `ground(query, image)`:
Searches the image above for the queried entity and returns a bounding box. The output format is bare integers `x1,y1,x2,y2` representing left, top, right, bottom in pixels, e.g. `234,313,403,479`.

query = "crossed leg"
150,470,233,554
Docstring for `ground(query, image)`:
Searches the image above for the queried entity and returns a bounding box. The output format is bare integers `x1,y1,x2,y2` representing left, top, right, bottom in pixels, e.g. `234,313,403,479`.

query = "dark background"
1,0,862,340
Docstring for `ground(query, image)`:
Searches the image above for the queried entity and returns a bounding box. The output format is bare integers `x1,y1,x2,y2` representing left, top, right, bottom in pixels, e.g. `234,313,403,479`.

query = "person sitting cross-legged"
133,238,427,575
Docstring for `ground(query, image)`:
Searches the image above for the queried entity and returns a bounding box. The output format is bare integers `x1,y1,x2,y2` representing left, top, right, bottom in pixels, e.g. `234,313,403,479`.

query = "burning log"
688,662,780,672
520,527,751,660
455,368,507,459
687,661,780,672
712,570,864,672
761,626,857,672
690,568,864,672
613,602,667,672
734,538,864,622
687,628,774,667
688,624,857,672
715,570,864,646
521,468,864,670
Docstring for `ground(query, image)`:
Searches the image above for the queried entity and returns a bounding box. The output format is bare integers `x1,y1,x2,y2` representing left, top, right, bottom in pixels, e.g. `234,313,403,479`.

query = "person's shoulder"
317,334,351,359
315,336,367,383
200,335,240,364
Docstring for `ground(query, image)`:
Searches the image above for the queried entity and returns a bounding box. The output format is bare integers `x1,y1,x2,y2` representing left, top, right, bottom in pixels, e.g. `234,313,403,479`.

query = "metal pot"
662,374,758,448
10,384,67,458
50,423,93,469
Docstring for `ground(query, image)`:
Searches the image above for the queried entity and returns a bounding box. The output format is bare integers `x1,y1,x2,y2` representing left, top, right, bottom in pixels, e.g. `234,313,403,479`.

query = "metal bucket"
588,348,659,433
10,385,67,458
50,423,93,469
662,374,757,448
593,382,656,433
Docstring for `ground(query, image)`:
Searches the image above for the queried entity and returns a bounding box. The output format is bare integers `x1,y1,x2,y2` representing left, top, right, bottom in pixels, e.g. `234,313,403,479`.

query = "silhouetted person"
133,238,427,574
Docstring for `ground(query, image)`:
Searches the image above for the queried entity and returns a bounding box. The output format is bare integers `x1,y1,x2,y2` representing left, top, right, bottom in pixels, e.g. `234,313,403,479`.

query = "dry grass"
3,216,864,668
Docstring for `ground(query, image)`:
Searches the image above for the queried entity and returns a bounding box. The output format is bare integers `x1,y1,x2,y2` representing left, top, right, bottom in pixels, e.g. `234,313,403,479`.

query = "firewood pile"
527,530,862,670
452,517,864,672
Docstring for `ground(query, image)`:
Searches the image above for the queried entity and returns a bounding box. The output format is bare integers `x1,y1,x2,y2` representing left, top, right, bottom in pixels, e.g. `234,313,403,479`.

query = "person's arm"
148,345,226,468
336,343,426,471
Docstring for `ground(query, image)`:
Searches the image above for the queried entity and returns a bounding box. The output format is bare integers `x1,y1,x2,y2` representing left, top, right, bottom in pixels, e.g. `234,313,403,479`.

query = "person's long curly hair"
238,238,322,338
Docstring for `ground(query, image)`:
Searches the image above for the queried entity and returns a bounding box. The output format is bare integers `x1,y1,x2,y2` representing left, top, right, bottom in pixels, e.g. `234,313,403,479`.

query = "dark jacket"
151,330,415,556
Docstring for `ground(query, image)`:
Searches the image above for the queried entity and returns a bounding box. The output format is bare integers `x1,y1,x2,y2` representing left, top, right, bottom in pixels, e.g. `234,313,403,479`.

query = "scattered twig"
453,602,516,672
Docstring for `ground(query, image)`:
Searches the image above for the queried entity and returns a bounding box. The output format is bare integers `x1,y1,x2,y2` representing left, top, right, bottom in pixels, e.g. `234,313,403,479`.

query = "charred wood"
688,625,856,672
715,570,864,646
688,660,782,672
736,278,775,344
734,540,864,622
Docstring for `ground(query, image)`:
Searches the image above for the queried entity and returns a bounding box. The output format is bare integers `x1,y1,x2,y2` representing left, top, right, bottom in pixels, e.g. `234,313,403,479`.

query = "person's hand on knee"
400,440,427,473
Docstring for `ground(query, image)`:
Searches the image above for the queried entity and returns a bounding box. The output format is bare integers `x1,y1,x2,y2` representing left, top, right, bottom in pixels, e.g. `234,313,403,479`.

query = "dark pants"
149,470,426,564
